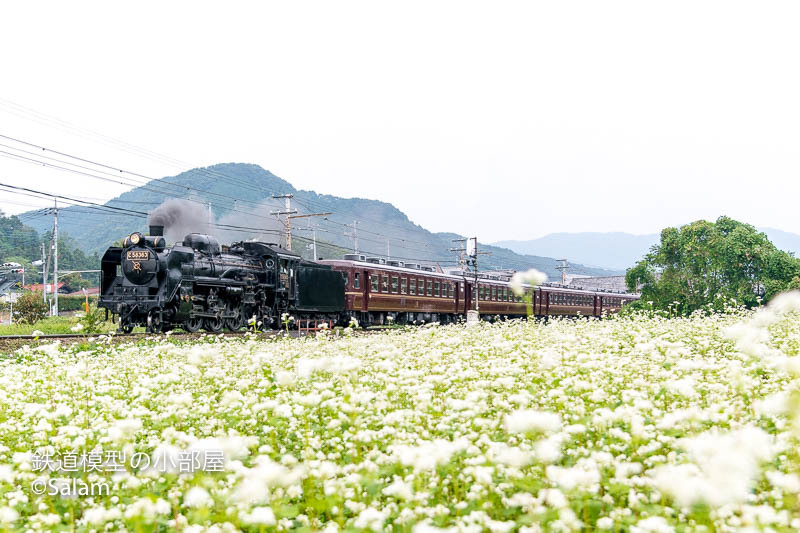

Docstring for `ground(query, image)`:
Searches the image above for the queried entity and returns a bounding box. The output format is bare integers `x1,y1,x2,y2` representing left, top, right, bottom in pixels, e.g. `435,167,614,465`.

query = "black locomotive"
99,225,345,332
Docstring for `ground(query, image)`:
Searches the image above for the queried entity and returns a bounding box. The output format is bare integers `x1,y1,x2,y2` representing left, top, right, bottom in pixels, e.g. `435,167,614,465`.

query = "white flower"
275,370,296,386
652,426,773,507
83,506,122,526
630,516,674,533
70,323,84,332
182,487,212,508
505,409,561,434
597,517,613,529
240,506,276,526
0,507,19,525
510,268,547,296
107,418,142,443
353,507,387,531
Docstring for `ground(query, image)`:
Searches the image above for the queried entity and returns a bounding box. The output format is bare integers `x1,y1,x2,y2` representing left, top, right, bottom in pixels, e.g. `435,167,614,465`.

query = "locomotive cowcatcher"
98,225,345,333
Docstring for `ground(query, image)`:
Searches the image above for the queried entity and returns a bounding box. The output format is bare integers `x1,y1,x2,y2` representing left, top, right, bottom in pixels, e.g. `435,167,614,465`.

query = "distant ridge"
19,163,620,280
495,227,800,271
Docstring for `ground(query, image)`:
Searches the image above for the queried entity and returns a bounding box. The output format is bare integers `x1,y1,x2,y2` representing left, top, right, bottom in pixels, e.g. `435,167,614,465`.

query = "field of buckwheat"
1,295,800,532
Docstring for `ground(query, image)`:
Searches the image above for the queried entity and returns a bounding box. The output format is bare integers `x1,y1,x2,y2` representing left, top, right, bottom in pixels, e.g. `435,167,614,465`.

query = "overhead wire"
0,101,463,261
0,100,455,245
1,181,455,264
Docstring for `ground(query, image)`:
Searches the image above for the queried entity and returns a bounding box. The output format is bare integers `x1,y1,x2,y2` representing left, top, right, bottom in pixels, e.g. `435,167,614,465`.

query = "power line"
1,125,451,253
1,180,455,264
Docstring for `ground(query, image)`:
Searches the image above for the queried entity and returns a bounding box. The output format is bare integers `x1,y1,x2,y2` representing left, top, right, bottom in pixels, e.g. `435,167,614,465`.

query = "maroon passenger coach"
318,256,637,326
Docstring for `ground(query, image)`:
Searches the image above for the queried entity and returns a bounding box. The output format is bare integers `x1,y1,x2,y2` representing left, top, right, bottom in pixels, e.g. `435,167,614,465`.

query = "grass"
0,315,120,335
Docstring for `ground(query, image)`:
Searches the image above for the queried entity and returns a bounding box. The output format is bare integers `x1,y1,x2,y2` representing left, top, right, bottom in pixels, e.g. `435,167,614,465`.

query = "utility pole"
556,259,568,285
386,239,390,260
466,237,491,315
270,194,297,249
53,199,59,316
41,243,46,303
44,236,53,307
450,238,467,273
345,220,359,254
286,212,331,254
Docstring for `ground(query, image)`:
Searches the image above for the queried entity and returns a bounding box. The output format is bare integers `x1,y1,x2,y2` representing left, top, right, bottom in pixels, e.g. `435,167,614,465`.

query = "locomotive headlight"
130,233,141,245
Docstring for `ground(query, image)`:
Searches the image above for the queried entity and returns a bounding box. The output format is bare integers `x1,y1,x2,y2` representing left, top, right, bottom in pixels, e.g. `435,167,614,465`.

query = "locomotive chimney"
149,224,164,237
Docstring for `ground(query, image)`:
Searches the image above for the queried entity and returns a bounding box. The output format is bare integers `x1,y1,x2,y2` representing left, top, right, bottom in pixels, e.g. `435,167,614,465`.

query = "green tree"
13,290,48,324
0,211,39,261
626,216,800,314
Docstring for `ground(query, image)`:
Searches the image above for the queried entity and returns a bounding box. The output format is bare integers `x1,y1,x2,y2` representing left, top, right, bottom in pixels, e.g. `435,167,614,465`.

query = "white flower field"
1,296,800,532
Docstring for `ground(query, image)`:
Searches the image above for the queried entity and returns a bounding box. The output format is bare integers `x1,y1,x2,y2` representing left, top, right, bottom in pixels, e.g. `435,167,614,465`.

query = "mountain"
20,163,619,280
759,228,800,258
495,227,800,271
494,233,660,271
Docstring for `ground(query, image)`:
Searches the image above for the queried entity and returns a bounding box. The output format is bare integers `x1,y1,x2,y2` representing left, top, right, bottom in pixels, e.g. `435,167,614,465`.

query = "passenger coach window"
371,275,379,292
354,273,360,289
491,286,497,301
409,278,416,295
391,276,399,293
400,278,407,294
434,281,440,297
418,280,425,295
479,286,485,300
343,273,349,287
426,280,433,296
449,284,454,298
382,275,389,292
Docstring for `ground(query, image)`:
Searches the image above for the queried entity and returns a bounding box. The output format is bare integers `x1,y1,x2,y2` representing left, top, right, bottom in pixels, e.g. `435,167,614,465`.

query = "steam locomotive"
99,225,638,333
98,225,344,332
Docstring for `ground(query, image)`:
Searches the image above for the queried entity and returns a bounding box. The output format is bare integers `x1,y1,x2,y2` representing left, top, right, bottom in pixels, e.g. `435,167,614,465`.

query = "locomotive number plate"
126,251,150,260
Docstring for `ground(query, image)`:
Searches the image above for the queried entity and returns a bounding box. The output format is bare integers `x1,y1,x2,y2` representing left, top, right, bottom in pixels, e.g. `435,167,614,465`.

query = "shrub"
56,295,99,312
13,291,49,324
77,304,110,334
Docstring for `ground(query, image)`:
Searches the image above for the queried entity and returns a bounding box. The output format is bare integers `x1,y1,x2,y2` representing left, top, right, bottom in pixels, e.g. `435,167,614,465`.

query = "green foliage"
0,315,120,335
12,290,49,324
77,304,111,334
56,294,99,312
0,211,100,286
626,216,800,314
0,211,39,260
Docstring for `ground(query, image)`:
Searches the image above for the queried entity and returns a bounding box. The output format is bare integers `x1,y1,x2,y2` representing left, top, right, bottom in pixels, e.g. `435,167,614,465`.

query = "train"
98,225,638,332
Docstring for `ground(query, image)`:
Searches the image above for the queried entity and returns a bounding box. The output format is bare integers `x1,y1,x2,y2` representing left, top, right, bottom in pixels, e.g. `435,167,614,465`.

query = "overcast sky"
1,1,798,244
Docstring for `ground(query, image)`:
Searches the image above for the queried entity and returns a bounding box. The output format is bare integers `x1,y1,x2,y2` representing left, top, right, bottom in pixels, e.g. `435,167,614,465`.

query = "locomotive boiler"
98,225,345,332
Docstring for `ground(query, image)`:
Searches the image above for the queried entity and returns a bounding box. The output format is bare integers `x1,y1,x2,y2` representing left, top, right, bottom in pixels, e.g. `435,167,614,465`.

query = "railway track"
0,331,248,341
0,326,398,352
0,328,358,351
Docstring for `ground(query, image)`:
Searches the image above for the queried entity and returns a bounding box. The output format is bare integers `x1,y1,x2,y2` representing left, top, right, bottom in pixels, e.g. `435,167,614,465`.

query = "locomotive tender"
99,226,637,332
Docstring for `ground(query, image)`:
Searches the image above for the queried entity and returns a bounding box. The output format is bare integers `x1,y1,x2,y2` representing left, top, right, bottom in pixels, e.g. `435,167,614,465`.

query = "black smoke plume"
148,199,214,244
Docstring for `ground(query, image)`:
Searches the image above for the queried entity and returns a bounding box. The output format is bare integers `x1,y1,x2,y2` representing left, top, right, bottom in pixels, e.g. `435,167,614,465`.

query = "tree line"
0,211,100,290
626,216,800,315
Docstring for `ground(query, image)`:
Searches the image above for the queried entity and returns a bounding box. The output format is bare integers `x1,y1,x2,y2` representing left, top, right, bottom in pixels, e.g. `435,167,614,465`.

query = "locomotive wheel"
224,303,245,331
147,310,164,333
118,315,134,334
183,317,203,333
204,316,224,333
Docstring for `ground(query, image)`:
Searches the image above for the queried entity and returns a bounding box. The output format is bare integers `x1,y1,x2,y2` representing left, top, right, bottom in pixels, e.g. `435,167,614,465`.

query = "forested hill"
0,212,100,285
17,163,620,279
